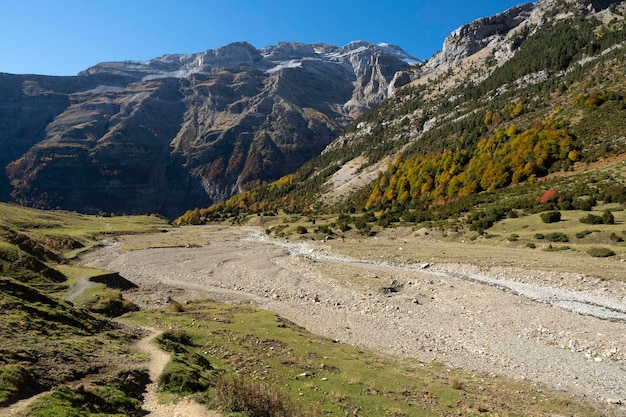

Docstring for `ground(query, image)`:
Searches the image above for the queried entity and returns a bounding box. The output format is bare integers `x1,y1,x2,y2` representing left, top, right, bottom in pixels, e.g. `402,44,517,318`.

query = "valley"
2,0,626,415
80,224,626,414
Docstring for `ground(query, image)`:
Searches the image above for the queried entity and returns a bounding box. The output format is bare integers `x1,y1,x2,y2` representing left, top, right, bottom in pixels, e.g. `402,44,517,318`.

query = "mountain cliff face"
424,2,535,71
1,41,417,217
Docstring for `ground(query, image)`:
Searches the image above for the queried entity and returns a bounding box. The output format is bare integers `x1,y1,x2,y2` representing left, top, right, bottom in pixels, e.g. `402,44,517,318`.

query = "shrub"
214,374,294,417
576,230,593,239
338,222,351,232
315,225,333,235
587,247,616,257
545,232,569,242
525,242,537,249
535,233,545,239
602,210,615,225
558,199,573,210
88,290,139,317
540,211,561,223
579,214,604,224
573,198,596,211
536,188,560,204
296,225,308,234
600,184,626,203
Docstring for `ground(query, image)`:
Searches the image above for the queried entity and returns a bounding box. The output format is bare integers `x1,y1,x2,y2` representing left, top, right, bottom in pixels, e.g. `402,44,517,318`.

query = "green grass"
28,373,147,417
0,202,169,257
124,300,601,417
0,204,162,410
484,203,626,255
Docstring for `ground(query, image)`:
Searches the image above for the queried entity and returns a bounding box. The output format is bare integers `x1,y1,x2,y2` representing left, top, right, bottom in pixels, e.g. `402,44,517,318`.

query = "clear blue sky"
1,1,532,76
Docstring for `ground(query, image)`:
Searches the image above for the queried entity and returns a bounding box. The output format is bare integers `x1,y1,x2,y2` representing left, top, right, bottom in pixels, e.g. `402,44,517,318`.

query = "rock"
423,3,535,71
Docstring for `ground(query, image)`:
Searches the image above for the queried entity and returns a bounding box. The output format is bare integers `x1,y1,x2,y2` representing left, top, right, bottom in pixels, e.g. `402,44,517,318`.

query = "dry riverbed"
81,225,626,415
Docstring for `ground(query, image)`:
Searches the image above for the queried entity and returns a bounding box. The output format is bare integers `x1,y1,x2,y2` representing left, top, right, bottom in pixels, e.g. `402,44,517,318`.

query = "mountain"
175,0,626,223
0,41,417,218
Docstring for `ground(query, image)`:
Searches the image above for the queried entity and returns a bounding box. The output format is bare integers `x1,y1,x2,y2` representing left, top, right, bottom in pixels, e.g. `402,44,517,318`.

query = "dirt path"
81,225,626,415
135,329,221,417
4,391,49,416
3,328,220,417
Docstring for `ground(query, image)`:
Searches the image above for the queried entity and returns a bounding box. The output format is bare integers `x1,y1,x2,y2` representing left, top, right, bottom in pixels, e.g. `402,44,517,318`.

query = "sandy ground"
81,225,626,415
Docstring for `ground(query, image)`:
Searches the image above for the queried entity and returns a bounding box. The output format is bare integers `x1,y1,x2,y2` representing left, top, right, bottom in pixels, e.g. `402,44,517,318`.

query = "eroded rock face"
424,3,536,71
2,41,417,217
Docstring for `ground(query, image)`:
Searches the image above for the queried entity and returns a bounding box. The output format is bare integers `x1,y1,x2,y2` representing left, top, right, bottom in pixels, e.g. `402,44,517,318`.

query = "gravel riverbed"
81,226,626,414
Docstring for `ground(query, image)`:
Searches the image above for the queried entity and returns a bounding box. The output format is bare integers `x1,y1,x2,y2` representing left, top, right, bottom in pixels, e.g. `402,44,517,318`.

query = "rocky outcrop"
424,3,536,71
580,0,622,12
2,42,417,217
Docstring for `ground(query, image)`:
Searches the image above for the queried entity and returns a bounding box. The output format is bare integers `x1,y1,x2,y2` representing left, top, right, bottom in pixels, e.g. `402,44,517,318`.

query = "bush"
580,214,604,224
545,232,569,242
296,225,308,234
315,225,333,235
602,210,615,225
573,198,596,211
214,374,295,417
536,188,560,204
540,211,561,223
88,290,139,317
558,199,573,210
338,222,351,232
576,230,593,239
587,247,616,257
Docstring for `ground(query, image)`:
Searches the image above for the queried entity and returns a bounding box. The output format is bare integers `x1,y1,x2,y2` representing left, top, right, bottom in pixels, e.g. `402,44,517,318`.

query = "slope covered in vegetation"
0,204,167,413
175,1,626,228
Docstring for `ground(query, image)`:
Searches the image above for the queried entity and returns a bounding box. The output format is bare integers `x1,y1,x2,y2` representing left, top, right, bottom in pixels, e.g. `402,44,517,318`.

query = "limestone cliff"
2,42,417,217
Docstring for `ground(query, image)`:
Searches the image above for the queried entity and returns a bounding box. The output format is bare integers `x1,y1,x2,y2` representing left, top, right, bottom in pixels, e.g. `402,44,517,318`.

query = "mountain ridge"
1,41,417,217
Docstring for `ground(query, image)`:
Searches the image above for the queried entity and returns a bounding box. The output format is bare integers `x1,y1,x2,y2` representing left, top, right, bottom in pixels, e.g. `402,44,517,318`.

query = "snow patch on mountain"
80,41,419,83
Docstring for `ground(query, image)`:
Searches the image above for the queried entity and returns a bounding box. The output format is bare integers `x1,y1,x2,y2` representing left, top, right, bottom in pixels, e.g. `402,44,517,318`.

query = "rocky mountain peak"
199,41,264,68
260,42,319,61
424,2,536,71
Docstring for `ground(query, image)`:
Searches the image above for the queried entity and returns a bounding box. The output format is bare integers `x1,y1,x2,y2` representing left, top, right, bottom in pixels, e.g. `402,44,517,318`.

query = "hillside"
177,0,626,228
0,42,416,218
